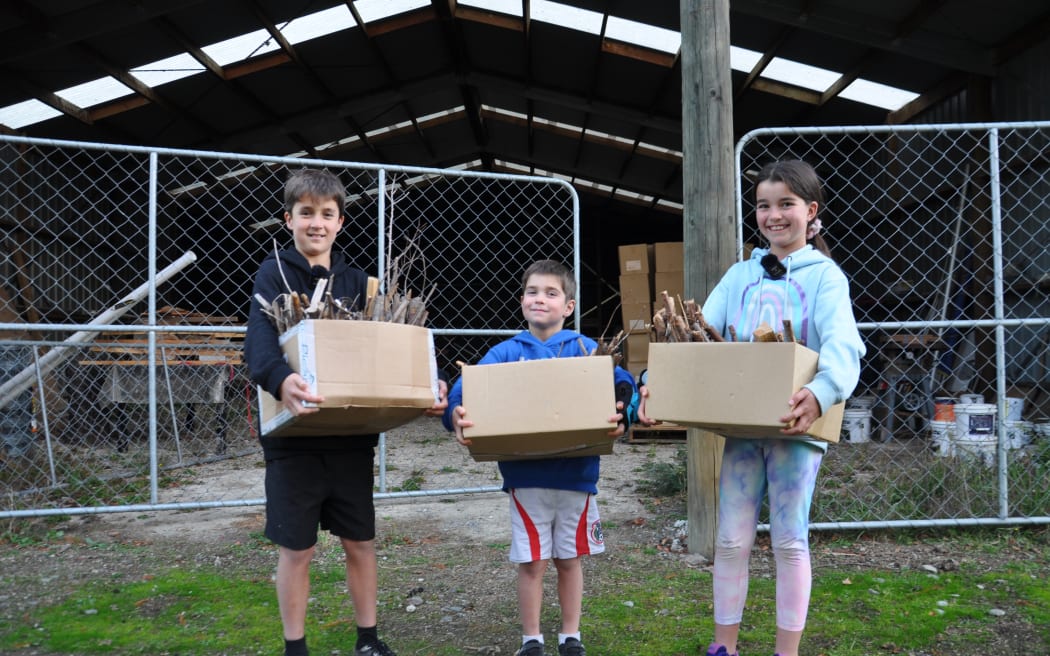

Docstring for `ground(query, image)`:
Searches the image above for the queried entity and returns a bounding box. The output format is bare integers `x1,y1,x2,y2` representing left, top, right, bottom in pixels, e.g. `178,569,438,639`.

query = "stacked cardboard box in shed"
617,242,684,379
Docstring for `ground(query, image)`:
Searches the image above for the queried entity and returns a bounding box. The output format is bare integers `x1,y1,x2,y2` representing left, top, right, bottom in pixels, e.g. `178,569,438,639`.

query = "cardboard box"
618,243,653,275
654,241,683,271
624,332,650,363
621,301,651,332
654,271,684,304
643,342,845,443
618,273,653,304
461,356,617,461
259,320,439,438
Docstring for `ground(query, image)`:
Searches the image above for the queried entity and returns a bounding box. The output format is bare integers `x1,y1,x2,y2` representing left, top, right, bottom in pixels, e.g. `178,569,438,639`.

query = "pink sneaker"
705,644,737,656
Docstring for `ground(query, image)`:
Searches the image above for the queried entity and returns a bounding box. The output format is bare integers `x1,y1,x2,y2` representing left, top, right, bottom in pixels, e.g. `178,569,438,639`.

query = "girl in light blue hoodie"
699,160,865,656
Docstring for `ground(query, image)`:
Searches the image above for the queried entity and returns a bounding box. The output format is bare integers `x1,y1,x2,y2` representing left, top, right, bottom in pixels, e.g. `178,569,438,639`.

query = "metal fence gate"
2,121,1049,530
737,121,1050,529
0,135,577,518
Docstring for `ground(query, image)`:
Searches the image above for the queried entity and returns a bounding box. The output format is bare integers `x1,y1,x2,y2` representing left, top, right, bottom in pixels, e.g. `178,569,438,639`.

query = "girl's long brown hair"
755,160,832,258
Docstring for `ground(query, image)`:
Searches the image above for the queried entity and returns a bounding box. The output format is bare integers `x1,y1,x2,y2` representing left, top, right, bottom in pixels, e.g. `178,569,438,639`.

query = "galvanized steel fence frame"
2,121,1049,532
0,135,579,519
737,121,1050,531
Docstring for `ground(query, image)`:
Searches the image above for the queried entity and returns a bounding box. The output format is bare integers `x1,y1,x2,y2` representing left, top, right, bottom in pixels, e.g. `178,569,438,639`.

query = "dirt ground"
1,416,1047,655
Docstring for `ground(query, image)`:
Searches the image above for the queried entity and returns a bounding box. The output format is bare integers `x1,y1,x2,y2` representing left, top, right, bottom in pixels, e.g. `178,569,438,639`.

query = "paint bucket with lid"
841,408,871,444
1004,420,1033,450
1005,397,1025,422
959,393,984,405
929,420,955,457
954,403,997,466
847,395,876,411
933,397,956,422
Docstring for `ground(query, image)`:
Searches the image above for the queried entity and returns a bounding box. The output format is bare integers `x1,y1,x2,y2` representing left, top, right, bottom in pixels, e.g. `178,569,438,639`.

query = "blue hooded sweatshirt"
701,245,866,450
442,329,638,493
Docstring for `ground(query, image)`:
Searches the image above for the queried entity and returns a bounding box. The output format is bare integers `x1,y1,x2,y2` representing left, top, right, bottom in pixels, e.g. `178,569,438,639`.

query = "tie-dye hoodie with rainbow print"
701,244,866,449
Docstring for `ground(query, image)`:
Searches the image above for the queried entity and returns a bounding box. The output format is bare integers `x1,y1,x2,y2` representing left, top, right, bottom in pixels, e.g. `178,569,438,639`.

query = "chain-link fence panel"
0,137,576,517
737,122,1050,528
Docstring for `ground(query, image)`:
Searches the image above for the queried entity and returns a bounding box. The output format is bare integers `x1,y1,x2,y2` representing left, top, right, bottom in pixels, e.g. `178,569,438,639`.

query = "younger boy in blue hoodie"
443,259,637,656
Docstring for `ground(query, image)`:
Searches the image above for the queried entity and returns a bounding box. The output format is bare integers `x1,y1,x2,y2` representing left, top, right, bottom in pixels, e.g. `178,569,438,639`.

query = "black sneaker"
516,639,547,656
558,637,586,656
354,640,396,656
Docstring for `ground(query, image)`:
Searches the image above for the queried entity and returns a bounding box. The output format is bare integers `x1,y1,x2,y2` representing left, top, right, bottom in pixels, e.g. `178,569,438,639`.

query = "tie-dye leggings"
712,438,823,632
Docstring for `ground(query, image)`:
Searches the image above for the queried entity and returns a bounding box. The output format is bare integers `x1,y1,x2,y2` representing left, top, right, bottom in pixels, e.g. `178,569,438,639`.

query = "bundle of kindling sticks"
649,290,797,344
255,241,436,335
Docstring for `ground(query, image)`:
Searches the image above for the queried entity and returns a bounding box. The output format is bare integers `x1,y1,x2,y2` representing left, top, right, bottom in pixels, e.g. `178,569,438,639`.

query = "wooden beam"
681,0,735,560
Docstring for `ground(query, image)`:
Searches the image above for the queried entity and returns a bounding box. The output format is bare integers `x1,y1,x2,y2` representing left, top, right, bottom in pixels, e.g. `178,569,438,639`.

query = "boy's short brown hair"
521,259,576,301
283,168,346,216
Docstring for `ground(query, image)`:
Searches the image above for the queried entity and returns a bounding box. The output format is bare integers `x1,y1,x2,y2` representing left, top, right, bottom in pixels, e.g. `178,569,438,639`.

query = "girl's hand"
636,386,659,427
779,387,820,435
450,405,473,445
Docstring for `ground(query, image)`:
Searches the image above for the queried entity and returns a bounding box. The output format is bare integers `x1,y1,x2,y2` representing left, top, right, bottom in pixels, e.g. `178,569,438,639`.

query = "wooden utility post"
680,0,736,559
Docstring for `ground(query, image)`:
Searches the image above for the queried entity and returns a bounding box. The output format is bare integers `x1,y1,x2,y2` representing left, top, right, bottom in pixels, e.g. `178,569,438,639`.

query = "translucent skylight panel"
281,5,354,44
202,29,281,66
729,46,763,72
763,58,840,93
56,76,133,107
0,99,62,129
606,16,680,53
840,78,918,111
532,1,603,34
131,52,204,87
355,0,430,23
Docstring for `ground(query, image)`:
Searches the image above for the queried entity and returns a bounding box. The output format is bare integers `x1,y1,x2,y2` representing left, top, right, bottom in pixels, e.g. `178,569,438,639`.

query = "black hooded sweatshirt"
245,247,375,457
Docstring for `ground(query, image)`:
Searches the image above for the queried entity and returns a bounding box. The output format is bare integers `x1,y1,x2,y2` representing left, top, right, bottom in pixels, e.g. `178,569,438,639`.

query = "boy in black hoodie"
245,168,448,656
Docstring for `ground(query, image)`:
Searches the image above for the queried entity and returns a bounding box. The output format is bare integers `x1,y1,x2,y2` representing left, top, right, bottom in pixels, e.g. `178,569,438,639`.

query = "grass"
2,530,1048,655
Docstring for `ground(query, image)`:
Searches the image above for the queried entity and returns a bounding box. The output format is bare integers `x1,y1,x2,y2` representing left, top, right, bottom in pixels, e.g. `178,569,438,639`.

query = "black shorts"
264,450,376,550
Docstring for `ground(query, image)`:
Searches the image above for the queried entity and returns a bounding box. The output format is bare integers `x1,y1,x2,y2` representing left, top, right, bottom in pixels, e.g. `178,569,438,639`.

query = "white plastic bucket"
847,395,876,411
1005,420,1033,450
1005,397,1025,422
953,403,997,466
929,420,955,457
841,408,871,444
954,437,997,466
955,403,997,439
959,393,984,405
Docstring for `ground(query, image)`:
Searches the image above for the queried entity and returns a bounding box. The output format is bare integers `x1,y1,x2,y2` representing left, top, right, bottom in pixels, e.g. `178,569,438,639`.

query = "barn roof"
1,0,1047,223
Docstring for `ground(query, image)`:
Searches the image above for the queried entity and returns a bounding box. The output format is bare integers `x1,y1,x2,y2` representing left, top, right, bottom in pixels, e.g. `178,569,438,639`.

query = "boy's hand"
423,379,449,417
450,405,473,445
279,374,324,416
607,401,626,437
779,387,820,435
636,386,660,427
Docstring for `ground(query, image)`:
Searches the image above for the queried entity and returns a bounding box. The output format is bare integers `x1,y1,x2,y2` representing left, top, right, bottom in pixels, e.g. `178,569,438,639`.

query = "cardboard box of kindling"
259,320,439,438
461,356,617,461
644,342,845,443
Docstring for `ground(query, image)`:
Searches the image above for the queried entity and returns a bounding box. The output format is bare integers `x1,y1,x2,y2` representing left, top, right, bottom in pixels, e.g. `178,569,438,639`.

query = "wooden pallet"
628,423,687,443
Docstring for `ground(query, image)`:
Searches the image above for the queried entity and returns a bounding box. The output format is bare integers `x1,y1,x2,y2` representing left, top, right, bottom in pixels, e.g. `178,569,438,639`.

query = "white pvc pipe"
0,250,198,410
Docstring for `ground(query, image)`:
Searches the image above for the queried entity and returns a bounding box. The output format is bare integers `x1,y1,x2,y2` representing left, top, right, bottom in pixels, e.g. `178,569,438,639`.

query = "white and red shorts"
508,488,605,563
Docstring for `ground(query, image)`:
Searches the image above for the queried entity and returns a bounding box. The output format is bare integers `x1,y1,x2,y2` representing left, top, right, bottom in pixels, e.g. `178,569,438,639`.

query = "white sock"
559,632,581,645
523,634,544,645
